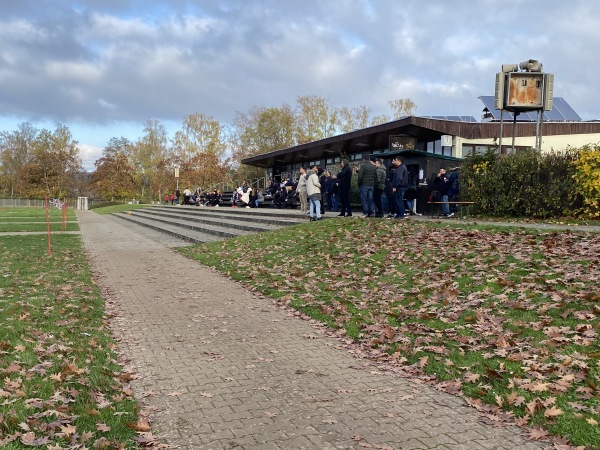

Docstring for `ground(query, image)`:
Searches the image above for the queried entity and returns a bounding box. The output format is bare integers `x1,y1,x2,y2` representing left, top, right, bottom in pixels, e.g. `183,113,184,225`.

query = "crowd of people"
162,158,460,220
164,188,223,206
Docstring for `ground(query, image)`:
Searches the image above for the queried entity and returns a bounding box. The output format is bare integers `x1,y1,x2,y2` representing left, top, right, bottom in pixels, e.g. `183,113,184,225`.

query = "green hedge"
461,148,582,218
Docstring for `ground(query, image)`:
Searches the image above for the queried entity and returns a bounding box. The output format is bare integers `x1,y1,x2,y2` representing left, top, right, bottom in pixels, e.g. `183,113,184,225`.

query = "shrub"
572,144,600,218
88,200,125,210
461,148,581,218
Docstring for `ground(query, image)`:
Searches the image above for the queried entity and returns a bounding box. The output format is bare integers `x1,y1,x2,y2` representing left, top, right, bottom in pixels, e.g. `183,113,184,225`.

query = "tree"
103,137,134,159
294,95,338,144
130,119,168,199
388,98,417,119
91,150,136,200
0,122,38,197
171,113,229,191
17,124,83,198
337,105,372,133
179,152,228,192
173,113,227,161
231,105,296,182
232,105,295,157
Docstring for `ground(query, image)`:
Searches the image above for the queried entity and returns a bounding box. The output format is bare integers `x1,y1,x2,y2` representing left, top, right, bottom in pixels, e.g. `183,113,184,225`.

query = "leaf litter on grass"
181,219,600,449
0,234,163,449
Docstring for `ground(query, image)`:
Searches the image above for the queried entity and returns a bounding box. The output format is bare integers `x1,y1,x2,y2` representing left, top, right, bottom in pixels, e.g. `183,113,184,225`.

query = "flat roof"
242,116,600,168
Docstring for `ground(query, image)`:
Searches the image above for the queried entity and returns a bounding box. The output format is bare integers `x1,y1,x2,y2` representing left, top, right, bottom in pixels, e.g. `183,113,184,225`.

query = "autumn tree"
91,146,137,200
173,113,227,161
17,124,83,198
388,98,417,118
172,113,229,190
103,136,134,159
130,119,169,199
337,105,372,134
231,105,295,182
0,122,38,197
294,95,338,144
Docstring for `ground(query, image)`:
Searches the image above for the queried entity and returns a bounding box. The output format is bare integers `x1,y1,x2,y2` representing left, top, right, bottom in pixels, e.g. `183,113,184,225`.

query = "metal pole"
538,80,545,153
499,110,504,154
535,110,541,151
539,112,544,152
511,111,518,153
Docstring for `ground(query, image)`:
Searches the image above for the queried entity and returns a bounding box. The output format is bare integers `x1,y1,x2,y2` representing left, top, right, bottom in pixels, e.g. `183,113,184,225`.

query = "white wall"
454,133,600,158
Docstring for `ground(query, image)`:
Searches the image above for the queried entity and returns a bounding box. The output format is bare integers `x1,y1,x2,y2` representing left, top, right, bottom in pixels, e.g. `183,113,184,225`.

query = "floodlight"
519,59,543,72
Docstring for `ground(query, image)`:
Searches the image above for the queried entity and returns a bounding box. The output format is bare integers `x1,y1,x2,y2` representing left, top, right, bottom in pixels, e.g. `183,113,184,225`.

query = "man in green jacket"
374,158,387,218
358,156,378,217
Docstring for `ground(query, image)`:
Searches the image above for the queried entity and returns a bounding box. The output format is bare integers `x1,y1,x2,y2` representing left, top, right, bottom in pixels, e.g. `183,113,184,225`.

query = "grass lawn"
180,217,600,449
0,208,153,448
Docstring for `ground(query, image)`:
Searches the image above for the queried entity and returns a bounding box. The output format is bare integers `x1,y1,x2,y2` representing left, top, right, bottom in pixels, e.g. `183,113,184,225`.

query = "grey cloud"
1,0,599,135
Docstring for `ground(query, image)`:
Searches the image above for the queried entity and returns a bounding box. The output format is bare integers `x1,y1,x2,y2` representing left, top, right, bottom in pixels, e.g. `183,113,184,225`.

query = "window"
308,160,321,166
350,153,363,161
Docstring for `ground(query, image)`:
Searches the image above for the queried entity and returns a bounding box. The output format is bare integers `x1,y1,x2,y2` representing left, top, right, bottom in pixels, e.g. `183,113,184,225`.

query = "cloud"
78,142,103,170
0,0,599,162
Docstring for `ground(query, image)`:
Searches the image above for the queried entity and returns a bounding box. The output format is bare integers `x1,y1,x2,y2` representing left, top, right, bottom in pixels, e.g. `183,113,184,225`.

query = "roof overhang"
241,116,600,168
242,116,475,168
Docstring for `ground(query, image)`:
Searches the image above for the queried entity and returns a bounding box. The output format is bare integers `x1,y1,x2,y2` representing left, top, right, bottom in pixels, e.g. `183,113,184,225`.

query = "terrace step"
111,204,311,244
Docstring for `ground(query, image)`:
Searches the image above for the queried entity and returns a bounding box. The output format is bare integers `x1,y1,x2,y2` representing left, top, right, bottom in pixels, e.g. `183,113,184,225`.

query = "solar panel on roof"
552,97,582,121
478,96,581,122
422,115,479,122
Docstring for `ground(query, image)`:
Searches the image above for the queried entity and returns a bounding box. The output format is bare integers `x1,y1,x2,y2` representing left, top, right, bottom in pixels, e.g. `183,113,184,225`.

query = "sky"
1,0,599,170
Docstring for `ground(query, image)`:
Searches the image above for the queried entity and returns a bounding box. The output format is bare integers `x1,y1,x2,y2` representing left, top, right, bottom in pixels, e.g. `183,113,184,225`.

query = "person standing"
391,156,409,219
434,168,452,217
385,167,397,218
405,167,418,215
183,187,192,205
447,167,460,215
328,174,339,212
357,156,377,217
319,168,328,215
297,167,308,214
374,159,386,218
336,159,353,217
306,165,322,221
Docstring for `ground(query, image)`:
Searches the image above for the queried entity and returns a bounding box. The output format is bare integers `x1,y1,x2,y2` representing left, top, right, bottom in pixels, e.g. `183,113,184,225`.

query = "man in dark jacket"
447,167,460,215
390,156,409,219
434,168,452,217
336,159,353,217
358,156,378,217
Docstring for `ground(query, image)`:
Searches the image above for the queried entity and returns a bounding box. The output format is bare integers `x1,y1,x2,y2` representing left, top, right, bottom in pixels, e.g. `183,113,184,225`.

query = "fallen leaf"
96,423,111,432
544,406,563,418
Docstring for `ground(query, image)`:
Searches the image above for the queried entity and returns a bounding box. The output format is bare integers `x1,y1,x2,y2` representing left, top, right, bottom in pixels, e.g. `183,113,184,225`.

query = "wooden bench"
427,201,475,219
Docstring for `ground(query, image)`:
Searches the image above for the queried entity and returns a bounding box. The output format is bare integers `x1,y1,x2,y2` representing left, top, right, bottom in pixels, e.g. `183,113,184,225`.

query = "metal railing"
210,177,269,193
0,198,77,209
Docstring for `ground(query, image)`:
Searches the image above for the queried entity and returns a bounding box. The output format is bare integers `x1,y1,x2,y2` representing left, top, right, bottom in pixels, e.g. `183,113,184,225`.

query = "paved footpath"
77,211,548,450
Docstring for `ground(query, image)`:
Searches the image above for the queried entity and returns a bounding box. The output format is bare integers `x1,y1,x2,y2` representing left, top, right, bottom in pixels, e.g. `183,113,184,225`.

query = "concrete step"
129,209,282,234
112,212,239,243
111,204,313,244
149,205,307,226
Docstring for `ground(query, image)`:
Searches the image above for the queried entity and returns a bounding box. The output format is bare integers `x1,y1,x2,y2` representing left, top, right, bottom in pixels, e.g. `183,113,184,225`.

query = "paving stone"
78,211,550,450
